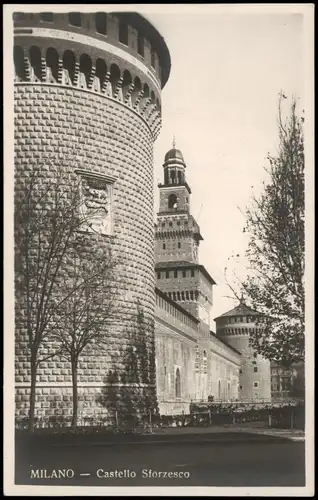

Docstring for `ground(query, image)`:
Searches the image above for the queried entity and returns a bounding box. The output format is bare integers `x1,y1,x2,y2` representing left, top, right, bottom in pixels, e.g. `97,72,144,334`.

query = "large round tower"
13,11,171,421
214,301,271,402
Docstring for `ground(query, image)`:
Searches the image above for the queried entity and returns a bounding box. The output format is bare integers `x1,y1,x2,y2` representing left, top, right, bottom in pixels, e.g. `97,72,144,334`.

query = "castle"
13,11,271,423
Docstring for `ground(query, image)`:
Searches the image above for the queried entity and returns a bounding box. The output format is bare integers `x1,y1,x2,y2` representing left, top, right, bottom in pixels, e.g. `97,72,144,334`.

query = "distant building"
154,145,242,414
271,361,305,400
214,302,272,402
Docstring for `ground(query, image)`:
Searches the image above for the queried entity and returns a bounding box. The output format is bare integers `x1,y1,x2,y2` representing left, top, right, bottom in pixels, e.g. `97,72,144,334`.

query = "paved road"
15,435,305,487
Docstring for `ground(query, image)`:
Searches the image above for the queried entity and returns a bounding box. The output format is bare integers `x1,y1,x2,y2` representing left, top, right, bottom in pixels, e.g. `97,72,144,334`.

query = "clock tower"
155,141,216,329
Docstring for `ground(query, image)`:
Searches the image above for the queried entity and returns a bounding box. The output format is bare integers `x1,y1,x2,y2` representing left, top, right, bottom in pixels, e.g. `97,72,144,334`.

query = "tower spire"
172,135,176,148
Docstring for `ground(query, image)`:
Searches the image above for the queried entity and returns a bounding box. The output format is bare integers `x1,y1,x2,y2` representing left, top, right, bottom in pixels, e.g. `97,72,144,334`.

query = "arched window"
170,170,176,184
122,70,132,101
110,63,120,95
95,12,107,35
79,54,92,88
132,76,141,106
178,170,183,184
69,12,81,27
62,50,75,85
14,46,25,81
168,193,178,209
95,58,107,92
46,47,58,82
175,368,181,399
29,45,42,81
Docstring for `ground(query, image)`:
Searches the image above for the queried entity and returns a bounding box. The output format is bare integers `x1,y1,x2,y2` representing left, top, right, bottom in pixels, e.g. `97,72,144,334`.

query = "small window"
240,385,243,390
191,269,195,278
253,352,257,358
95,12,107,35
174,270,178,278
163,243,166,250
177,221,181,225
178,242,181,249
40,12,53,22
239,369,242,374
157,272,161,279
162,222,165,227
254,367,258,373
169,221,173,226
119,20,128,45
151,47,156,68
175,368,181,399
182,270,186,278
13,12,26,22
165,271,169,279
137,33,144,57
252,361,257,365
253,382,259,388
69,12,82,27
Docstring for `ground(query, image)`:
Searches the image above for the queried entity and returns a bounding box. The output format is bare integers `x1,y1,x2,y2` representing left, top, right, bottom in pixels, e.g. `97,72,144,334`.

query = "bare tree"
237,93,305,365
50,244,118,427
14,157,113,431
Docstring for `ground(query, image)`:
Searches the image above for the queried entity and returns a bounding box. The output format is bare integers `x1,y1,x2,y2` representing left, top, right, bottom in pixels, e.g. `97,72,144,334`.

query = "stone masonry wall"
14,84,156,419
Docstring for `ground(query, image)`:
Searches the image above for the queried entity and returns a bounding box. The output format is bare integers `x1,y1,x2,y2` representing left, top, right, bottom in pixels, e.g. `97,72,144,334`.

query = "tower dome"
164,148,184,162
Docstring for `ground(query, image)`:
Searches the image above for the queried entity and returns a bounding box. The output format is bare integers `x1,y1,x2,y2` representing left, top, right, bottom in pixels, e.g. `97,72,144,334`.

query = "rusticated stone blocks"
14,84,158,420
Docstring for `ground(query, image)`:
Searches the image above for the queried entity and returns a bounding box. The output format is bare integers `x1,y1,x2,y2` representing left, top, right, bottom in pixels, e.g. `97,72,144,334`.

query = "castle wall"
14,12,171,421
216,313,272,402
155,292,241,414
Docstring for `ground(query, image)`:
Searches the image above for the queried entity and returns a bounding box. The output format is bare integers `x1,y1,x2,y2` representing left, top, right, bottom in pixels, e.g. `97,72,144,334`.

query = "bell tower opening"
168,193,178,209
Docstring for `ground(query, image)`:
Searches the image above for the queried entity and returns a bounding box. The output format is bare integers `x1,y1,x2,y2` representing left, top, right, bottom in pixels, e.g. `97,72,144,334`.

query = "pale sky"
6,5,306,329
149,9,304,327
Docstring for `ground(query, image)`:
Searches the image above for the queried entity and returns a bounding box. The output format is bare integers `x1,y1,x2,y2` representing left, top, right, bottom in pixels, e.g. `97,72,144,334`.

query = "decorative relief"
75,170,116,236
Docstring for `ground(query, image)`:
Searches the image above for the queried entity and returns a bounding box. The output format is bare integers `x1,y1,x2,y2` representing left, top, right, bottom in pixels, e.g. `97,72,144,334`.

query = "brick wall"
14,84,157,418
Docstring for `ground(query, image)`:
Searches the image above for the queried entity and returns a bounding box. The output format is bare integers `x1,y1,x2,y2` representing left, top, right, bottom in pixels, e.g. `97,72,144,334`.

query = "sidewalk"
44,424,304,447
149,424,305,442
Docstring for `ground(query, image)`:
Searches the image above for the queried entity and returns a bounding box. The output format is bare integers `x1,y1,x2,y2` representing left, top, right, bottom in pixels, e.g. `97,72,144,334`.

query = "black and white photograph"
3,3,314,496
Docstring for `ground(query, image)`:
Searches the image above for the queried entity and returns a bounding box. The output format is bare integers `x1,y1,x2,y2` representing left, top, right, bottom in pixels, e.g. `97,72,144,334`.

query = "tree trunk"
71,358,78,428
28,354,37,433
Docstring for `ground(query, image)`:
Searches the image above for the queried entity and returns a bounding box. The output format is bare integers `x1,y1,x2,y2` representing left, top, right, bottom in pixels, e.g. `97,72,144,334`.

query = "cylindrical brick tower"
214,301,271,402
13,11,171,421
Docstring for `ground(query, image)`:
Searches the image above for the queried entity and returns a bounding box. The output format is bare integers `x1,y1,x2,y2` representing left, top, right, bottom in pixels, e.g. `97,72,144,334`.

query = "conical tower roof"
214,301,259,321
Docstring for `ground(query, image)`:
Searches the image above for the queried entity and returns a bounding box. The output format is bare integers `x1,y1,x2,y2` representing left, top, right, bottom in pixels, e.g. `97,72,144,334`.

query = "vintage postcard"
3,3,314,496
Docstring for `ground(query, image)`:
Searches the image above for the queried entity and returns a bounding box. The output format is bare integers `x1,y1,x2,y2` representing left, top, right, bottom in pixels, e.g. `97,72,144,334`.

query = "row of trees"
14,159,154,431
226,93,305,368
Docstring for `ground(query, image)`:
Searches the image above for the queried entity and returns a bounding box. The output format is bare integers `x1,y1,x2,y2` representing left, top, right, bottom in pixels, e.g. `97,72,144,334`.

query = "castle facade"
13,11,271,423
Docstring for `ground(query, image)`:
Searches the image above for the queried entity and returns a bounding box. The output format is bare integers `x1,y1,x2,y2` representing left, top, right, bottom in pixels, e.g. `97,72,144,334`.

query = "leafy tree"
240,93,305,365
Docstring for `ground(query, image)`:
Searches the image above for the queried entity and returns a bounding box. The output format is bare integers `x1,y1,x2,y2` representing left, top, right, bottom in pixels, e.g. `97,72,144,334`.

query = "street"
15,435,305,487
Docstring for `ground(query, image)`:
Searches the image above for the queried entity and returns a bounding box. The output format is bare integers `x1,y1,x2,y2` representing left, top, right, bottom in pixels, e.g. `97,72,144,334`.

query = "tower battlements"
13,11,171,139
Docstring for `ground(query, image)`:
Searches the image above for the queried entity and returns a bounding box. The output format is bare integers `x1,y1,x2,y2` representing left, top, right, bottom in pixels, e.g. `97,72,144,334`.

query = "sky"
5,4,306,329
147,8,304,327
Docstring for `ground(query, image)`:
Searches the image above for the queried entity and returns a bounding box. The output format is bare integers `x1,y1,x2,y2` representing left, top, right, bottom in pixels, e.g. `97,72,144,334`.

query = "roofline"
113,12,171,88
214,305,260,321
210,331,242,356
155,262,216,285
155,287,200,324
